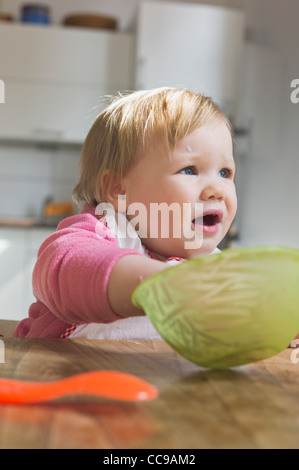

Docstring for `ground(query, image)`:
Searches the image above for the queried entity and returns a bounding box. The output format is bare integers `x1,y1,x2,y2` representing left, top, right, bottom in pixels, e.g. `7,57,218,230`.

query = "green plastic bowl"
132,246,299,369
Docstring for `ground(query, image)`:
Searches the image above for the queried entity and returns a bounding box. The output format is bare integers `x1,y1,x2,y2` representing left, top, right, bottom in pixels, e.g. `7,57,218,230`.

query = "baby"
14,87,237,339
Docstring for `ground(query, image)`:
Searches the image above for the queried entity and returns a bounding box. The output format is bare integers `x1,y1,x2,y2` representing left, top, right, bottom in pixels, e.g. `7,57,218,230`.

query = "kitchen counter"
0,338,298,449
0,217,62,229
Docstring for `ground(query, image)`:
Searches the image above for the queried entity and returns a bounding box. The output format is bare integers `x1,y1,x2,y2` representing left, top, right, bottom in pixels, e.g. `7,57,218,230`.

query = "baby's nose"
200,178,225,201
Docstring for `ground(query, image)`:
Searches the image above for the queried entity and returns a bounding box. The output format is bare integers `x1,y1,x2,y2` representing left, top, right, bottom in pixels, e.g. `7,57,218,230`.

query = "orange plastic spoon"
0,370,159,404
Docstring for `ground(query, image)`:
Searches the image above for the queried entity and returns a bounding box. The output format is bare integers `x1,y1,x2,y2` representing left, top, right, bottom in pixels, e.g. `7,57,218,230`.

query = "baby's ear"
101,170,127,212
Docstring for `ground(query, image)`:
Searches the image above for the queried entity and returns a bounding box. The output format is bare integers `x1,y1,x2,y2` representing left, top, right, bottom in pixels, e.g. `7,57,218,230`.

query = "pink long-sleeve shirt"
14,204,146,338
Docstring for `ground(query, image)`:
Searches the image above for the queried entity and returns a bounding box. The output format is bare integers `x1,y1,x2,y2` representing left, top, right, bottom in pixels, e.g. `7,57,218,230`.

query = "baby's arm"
32,215,167,325
107,255,168,318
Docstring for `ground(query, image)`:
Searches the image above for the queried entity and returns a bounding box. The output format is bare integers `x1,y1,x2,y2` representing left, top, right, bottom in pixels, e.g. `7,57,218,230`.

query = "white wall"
235,0,299,248
0,143,79,218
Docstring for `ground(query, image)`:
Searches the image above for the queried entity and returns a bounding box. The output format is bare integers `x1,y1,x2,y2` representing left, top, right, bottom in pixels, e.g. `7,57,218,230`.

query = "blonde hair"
73,87,232,206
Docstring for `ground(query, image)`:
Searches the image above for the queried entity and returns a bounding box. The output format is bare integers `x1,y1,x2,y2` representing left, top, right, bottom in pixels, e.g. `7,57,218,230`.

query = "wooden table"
0,337,299,449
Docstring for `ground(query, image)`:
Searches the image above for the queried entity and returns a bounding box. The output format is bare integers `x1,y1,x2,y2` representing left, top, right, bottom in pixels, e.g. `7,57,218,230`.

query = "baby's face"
122,119,237,259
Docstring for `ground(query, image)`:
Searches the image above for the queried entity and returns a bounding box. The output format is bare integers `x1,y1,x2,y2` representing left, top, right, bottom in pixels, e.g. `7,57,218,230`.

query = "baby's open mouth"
193,211,222,226
192,210,223,234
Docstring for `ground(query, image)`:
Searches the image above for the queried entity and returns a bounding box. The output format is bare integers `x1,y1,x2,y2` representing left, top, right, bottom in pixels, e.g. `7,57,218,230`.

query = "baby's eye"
179,166,196,175
219,168,232,179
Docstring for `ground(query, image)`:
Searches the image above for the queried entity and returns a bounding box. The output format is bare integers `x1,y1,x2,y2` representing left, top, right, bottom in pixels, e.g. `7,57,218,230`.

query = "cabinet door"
1,82,109,143
0,227,54,321
135,1,244,118
0,23,135,143
0,23,134,86
0,228,25,321
23,227,55,315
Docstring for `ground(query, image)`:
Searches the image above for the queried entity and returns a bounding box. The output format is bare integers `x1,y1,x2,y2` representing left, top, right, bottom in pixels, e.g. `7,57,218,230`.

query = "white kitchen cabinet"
0,226,54,321
0,228,25,320
135,0,244,120
0,23,135,143
22,227,55,317
2,81,105,143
